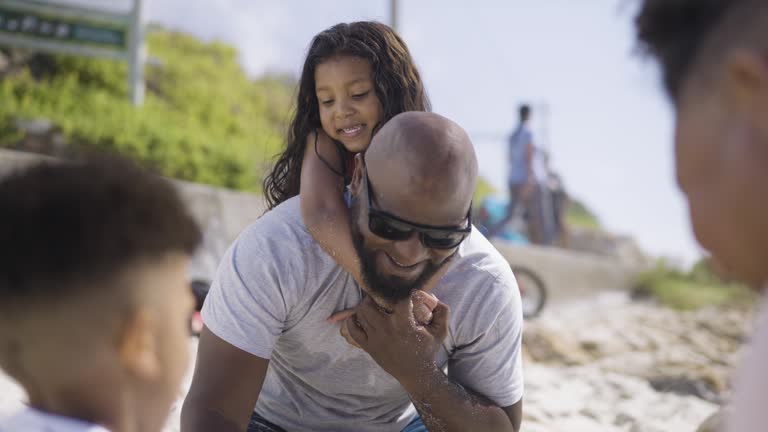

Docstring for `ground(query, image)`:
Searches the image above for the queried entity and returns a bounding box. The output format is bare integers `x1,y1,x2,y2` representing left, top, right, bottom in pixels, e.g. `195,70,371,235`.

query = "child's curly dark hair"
635,0,768,100
263,21,430,210
0,155,201,299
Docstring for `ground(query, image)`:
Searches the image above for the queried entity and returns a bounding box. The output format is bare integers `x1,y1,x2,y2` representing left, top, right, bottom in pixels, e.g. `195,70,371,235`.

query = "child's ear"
117,309,160,380
349,154,365,197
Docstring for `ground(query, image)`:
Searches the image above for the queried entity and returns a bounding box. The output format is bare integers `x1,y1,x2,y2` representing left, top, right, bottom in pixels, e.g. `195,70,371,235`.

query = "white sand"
1,301,730,432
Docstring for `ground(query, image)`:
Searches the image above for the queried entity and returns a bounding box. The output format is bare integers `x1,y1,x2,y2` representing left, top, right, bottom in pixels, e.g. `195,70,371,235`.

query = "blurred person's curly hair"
0,155,201,300
636,0,768,101
263,21,430,210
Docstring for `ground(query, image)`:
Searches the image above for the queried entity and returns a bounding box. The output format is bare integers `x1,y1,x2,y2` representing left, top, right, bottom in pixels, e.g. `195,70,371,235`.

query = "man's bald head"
365,112,478,213
348,112,477,302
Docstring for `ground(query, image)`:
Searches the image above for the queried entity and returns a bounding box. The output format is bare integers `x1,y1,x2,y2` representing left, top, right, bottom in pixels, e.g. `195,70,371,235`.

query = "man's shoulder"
445,229,518,295
242,197,311,247
235,197,329,268
438,229,522,337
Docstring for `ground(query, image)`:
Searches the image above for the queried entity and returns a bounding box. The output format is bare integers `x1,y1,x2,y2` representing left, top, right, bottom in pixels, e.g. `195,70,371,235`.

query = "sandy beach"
1,296,746,432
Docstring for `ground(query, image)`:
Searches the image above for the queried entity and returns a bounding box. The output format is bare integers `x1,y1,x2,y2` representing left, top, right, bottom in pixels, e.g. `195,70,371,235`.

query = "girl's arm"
300,129,365,288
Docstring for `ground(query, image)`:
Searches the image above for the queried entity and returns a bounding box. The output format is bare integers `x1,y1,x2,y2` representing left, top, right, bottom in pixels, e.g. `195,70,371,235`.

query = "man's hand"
328,291,439,349
346,294,450,386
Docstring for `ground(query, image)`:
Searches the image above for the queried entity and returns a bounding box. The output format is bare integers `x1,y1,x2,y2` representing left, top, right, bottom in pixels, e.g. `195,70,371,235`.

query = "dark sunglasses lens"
422,232,466,249
369,214,413,240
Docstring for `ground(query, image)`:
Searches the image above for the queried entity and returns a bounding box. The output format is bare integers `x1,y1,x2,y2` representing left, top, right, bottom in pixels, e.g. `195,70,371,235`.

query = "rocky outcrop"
524,302,751,403
522,300,754,431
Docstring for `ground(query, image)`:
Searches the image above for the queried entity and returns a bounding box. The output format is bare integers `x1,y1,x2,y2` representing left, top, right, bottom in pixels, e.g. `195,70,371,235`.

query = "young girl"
262,21,440,322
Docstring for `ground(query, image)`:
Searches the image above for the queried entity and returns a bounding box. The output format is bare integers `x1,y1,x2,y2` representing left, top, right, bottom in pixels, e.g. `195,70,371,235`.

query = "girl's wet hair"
263,21,430,210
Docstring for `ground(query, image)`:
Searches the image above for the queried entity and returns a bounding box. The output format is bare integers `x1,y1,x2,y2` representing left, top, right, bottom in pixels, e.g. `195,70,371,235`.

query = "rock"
524,363,717,432
613,412,635,427
524,301,753,405
0,51,9,74
697,408,728,432
648,375,723,404
523,326,591,365
12,118,69,157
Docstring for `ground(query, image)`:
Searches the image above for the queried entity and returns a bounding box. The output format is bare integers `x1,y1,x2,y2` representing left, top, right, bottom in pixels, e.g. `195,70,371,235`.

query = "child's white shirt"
0,407,110,432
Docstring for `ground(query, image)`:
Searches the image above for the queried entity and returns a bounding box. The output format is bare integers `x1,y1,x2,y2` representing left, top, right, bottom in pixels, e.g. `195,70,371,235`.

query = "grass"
565,197,601,230
634,260,756,310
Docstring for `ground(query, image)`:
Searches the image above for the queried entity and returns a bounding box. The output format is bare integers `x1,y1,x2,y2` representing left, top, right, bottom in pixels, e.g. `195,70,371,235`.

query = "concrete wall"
0,149,645,300
0,149,266,281
492,241,644,305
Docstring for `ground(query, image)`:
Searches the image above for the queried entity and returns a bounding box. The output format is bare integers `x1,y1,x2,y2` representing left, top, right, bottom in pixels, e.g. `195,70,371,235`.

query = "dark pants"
487,182,530,237
247,411,428,432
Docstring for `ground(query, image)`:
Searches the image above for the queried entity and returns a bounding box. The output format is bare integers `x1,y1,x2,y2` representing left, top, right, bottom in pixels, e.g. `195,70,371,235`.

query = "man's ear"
117,308,160,381
349,153,366,197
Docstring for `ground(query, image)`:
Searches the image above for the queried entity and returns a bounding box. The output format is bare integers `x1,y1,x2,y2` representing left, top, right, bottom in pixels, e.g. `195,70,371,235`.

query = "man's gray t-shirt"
202,197,524,432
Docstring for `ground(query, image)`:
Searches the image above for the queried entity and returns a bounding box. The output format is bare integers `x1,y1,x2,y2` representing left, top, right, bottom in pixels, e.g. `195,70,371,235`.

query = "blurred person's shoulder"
727,290,768,432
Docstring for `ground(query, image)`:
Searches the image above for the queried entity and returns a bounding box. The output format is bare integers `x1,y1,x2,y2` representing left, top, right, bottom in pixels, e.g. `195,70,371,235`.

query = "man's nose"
390,233,429,266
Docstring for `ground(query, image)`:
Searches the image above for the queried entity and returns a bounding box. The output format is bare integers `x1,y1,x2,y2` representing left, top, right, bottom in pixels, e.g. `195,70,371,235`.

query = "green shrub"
0,29,294,191
634,259,755,310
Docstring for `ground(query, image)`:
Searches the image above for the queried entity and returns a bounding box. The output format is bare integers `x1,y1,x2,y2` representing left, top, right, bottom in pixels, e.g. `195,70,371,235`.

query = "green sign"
0,6,126,49
0,0,144,106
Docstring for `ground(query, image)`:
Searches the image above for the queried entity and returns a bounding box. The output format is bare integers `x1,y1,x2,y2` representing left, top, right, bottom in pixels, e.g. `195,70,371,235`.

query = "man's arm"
405,367,522,432
181,327,269,432
347,297,521,432
503,402,523,431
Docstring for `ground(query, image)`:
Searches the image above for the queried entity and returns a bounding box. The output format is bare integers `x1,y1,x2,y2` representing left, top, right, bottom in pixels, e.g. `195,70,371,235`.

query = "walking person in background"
487,104,535,238
527,148,559,246
547,170,570,248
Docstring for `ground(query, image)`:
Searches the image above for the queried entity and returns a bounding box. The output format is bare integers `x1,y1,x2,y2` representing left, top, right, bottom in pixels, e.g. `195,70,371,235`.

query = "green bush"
473,177,496,205
565,198,601,230
0,29,294,191
634,258,755,310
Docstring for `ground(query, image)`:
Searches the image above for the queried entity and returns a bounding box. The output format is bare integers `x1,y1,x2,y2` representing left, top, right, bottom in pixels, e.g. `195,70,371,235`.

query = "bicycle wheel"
511,266,547,319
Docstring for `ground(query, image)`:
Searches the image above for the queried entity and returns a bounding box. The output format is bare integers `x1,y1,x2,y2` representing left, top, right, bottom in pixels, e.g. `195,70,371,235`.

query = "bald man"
182,112,524,432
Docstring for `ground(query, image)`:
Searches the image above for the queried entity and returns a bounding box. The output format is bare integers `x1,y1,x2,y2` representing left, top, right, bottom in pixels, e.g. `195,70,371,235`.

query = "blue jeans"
247,411,427,432
401,415,428,432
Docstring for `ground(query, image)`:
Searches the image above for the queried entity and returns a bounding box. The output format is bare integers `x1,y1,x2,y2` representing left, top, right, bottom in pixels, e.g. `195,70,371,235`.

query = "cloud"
146,0,292,76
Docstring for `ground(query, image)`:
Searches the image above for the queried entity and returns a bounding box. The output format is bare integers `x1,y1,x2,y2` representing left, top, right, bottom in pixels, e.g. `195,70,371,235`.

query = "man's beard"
350,199,443,302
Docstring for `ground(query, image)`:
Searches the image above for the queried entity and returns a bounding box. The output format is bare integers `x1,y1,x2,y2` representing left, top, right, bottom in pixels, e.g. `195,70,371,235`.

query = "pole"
390,0,398,32
128,0,145,106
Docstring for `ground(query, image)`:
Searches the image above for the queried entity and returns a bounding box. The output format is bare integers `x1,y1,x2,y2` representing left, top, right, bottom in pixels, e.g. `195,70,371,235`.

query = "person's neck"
27,383,130,432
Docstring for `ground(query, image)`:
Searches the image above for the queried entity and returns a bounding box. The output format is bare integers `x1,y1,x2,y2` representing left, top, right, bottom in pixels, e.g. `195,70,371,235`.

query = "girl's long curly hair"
262,21,430,210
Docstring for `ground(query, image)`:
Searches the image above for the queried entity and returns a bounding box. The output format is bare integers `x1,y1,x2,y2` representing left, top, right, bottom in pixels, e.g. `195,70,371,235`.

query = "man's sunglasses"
364,167,472,249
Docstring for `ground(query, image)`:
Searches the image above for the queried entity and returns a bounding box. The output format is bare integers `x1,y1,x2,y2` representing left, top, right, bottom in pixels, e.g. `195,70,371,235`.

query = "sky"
55,0,704,265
